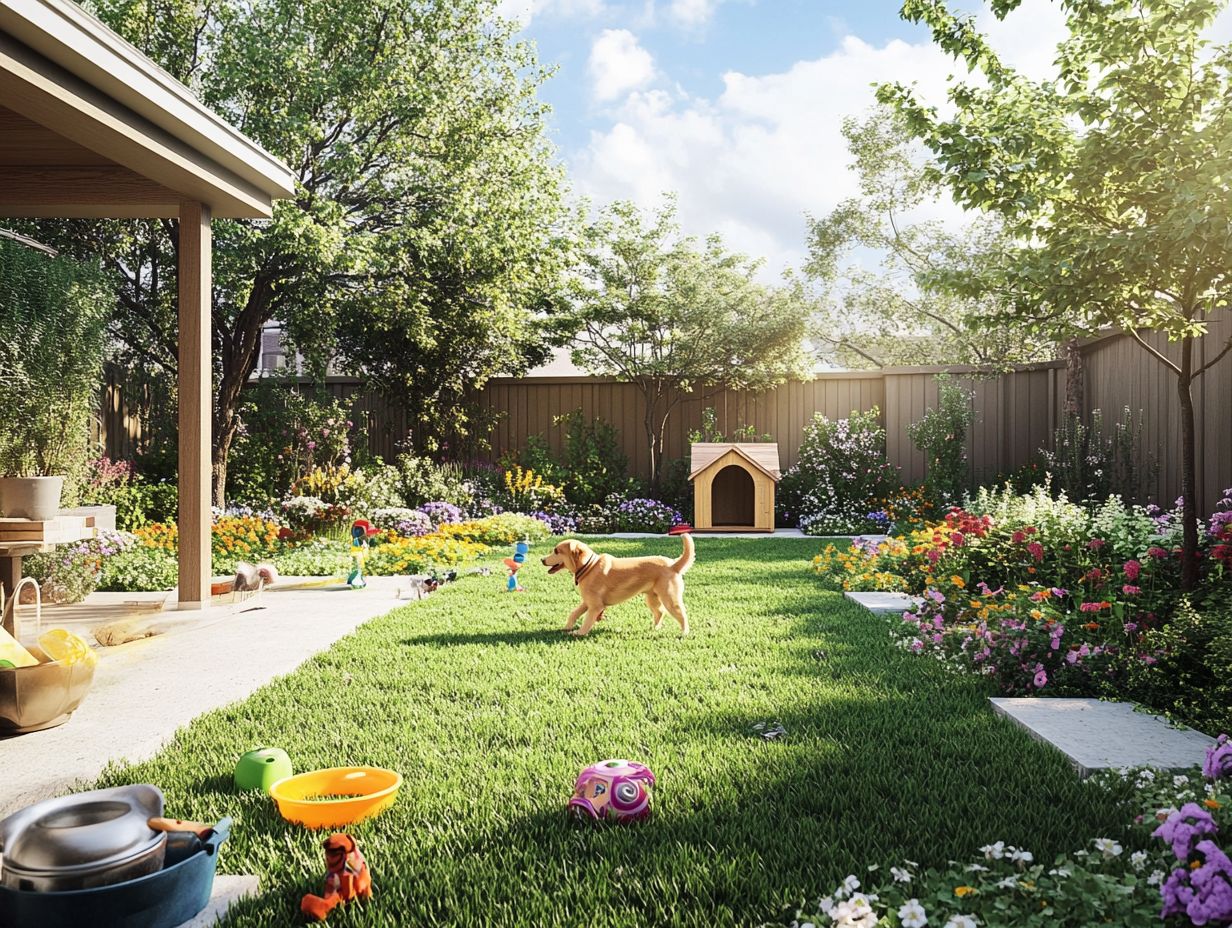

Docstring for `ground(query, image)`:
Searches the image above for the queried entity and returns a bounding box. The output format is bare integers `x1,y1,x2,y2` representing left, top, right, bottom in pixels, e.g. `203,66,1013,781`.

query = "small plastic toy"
233,746,293,793
269,766,402,828
503,539,530,592
300,833,371,922
346,520,380,589
568,759,655,823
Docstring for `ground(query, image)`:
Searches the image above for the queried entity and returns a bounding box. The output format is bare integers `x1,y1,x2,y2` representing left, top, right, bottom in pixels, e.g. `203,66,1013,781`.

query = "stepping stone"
990,697,1216,778
844,591,923,616
175,874,259,928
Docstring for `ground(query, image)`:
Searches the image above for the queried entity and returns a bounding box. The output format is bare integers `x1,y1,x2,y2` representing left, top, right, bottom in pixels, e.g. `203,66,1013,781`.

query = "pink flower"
1033,668,1048,688
1147,546,1169,559
1088,538,1106,551
306,441,317,450
1124,559,1142,581
1011,530,1025,544
1026,542,1044,562
1122,584,1141,595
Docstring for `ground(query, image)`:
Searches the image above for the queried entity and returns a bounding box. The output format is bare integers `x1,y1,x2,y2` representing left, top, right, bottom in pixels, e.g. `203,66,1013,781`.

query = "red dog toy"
300,833,371,921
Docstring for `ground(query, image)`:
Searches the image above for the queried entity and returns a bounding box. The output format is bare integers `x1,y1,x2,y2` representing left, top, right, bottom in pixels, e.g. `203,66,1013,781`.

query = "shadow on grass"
400,628,577,648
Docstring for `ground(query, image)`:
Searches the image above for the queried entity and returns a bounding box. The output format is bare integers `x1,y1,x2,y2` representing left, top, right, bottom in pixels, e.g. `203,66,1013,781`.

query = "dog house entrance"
711,464,755,526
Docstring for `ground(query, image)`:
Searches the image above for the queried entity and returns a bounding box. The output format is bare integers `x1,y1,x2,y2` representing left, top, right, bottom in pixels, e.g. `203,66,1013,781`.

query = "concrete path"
0,577,409,818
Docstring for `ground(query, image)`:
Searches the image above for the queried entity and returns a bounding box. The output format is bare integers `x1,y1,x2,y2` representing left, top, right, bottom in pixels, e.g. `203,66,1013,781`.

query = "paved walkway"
0,577,408,818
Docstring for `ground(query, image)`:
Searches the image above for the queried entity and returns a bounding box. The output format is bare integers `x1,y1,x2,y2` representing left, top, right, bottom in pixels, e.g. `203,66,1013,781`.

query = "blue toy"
503,540,530,592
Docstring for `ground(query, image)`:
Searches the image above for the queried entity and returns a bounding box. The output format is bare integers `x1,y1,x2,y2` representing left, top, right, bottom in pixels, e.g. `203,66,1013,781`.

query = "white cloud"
667,0,717,28
588,29,657,102
571,0,1069,277
496,0,606,29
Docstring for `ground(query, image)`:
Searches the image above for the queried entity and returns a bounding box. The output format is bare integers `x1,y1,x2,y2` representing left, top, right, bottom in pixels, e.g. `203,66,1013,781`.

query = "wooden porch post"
177,200,212,607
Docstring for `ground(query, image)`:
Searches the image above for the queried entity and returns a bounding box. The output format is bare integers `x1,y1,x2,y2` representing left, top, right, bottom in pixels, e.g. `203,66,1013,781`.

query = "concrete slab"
991,697,1217,777
176,874,259,928
0,576,410,817
844,591,923,616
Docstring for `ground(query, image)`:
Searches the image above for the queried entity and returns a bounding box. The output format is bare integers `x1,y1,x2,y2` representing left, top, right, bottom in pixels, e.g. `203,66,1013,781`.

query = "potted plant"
0,240,109,520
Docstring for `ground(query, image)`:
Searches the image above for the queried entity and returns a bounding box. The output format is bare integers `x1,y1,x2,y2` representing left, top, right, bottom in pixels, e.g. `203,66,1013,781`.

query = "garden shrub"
98,542,179,593
496,466,567,514
79,457,178,530
906,373,974,507
418,501,465,526
0,241,109,499
364,534,489,576
227,379,356,505
336,461,403,514
271,539,349,577
393,454,473,509
22,532,131,604
1123,596,1232,736
778,408,899,534
1041,407,1157,505
610,497,682,533
556,411,632,506
438,514,552,546
371,507,433,536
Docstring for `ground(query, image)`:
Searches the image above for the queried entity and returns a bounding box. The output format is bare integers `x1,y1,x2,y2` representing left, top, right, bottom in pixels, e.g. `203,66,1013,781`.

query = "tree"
36,0,568,502
879,0,1232,589
563,198,810,488
806,108,1054,369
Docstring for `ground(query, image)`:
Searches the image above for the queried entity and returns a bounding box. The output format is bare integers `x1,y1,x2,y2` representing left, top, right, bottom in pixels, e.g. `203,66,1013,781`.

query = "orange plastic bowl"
269,766,402,828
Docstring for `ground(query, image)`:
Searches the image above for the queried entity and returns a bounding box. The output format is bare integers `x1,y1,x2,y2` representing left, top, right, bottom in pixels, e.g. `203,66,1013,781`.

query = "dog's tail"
671,532,695,574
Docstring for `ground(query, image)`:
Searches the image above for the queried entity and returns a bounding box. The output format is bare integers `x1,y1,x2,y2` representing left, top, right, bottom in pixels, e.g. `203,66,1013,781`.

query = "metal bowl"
0,786,165,892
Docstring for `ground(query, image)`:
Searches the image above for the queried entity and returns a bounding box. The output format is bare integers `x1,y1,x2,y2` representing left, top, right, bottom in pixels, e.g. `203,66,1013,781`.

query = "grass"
96,537,1133,927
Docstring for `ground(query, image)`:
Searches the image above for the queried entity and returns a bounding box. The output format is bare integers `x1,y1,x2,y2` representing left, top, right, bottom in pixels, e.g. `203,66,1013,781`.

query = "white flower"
828,892,878,928
1173,775,1190,788
1009,848,1034,867
1130,850,1148,870
898,899,928,928
965,863,989,872
980,841,1006,860
996,876,1019,889
1048,867,1071,878
1093,838,1123,859
839,874,860,897
1147,870,1165,886
944,916,980,928
1136,769,1156,784
891,866,913,884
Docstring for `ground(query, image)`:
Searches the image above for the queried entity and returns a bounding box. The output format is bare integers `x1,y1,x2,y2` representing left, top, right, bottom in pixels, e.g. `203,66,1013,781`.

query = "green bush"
556,411,632,506
98,544,179,592
906,373,975,507
1122,595,1232,736
0,241,109,495
272,539,350,577
80,458,177,530
394,454,472,508
1040,407,1157,505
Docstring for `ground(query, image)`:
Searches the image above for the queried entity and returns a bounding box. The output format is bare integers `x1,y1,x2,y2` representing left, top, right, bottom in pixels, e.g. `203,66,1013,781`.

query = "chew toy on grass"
568,759,655,823
504,539,530,592
300,833,371,921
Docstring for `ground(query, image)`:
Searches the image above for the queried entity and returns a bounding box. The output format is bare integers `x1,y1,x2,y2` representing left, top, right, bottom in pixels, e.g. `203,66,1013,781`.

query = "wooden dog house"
689,443,780,533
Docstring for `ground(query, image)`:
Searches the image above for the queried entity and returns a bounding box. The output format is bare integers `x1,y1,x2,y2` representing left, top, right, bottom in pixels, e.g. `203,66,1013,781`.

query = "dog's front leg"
570,607,604,636
564,604,587,631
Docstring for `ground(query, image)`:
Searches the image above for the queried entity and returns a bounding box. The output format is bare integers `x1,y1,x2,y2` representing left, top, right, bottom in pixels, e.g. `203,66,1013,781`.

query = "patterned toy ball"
568,759,655,823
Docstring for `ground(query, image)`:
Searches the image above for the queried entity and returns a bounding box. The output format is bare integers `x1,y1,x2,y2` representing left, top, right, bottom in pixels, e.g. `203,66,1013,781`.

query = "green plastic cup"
234,747,293,793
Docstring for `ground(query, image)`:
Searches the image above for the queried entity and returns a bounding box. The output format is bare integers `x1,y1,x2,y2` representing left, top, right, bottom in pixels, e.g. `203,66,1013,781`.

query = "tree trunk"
1176,336,1200,591
1063,338,1084,418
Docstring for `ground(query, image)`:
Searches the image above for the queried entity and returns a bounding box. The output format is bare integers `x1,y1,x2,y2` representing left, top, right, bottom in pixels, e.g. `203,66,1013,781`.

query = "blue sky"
495,0,1072,279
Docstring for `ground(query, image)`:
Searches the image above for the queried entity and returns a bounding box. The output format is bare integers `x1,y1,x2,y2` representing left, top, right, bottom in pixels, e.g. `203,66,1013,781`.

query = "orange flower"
1204,798,1222,810
954,886,977,898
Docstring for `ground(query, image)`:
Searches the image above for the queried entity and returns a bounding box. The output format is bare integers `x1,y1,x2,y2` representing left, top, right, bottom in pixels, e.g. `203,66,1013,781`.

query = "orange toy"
300,833,371,921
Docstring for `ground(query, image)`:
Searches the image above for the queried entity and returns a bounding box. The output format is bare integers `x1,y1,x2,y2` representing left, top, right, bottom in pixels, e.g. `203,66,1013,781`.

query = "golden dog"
541,535,695,636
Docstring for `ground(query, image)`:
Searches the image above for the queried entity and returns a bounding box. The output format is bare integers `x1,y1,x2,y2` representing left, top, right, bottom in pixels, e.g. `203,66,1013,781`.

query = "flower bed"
812,486,1232,730
772,737,1232,928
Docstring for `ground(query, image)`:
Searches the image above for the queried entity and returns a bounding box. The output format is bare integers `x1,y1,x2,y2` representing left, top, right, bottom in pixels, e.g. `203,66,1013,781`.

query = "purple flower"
1204,734,1232,781
1153,803,1220,861
1161,841,1232,925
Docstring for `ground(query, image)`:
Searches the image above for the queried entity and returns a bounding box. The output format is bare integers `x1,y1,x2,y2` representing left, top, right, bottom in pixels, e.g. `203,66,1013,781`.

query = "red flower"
1011,530,1025,544
1026,541,1044,562
1147,546,1168,559
1088,538,1106,551
1123,559,1141,581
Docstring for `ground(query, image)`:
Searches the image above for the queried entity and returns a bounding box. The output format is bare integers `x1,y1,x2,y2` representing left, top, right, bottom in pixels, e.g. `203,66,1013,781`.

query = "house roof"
0,0,295,218
688,442,781,483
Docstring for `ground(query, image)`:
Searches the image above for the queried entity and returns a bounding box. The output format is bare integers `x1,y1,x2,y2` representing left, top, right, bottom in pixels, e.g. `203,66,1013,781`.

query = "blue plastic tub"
0,818,231,928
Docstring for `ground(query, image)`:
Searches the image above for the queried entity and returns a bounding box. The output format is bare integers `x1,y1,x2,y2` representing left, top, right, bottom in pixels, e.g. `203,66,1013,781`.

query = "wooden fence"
95,321,1232,513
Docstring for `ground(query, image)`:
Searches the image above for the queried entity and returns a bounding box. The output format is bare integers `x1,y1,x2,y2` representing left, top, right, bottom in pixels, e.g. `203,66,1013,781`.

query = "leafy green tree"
36,0,568,502
807,108,1054,369
563,198,810,488
880,0,1232,588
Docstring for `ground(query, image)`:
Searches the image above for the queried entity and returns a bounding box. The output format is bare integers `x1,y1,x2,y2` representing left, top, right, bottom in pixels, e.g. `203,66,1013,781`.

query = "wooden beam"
0,165,181,217
177,200,211,608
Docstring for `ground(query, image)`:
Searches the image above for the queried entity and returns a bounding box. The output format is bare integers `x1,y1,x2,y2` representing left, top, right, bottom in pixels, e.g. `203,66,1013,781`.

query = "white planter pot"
0,476,64,520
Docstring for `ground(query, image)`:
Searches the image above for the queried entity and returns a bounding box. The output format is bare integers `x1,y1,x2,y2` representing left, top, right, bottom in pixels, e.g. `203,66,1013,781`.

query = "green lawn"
97,537,1131,927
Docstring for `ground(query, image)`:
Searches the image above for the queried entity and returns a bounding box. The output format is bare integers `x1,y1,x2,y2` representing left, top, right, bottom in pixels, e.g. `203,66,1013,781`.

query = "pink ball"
568,759,655,823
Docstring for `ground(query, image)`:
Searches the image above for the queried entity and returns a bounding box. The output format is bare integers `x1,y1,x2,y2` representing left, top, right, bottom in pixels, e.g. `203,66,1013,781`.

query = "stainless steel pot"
0,785,166,892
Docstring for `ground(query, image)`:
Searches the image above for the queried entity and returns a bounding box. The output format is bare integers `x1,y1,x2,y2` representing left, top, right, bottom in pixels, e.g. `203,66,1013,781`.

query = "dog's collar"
574,555,598,585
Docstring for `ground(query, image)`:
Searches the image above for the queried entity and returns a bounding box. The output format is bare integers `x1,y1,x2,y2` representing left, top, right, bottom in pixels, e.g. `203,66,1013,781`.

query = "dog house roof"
688,442,781,483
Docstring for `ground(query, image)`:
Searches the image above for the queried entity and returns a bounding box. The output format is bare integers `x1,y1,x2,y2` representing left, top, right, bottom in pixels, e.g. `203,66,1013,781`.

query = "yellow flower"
954,886,977,898
951,576,966,588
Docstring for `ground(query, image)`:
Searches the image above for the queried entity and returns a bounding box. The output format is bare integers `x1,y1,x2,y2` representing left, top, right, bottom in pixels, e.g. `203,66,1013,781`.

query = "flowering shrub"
97,540,179,592
292,464,362,505
78,456,177,530
778,409,899,534
371,507,433,537
498,466,566,514
906,373,975,507
23,531,132,603
418,501,465,527
134,515,281,566
279,496,351,537
812,540,910,593
438,514,553,546
611,497,682,533
365,534,489,575
532,510,577,535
